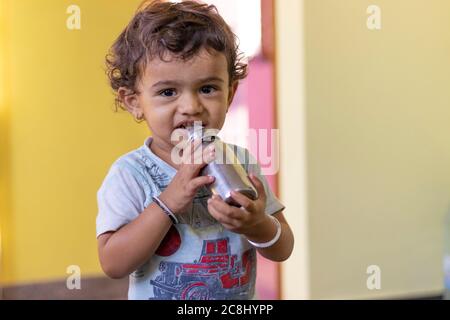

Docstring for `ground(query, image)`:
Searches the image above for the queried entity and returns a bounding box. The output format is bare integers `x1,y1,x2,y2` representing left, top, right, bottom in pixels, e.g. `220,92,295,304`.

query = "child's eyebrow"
196,77,225,84
151,77,225,89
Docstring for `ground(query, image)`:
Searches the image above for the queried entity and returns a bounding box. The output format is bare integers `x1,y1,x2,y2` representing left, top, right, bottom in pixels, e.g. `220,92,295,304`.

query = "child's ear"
118,87,143,119
226,81,239,112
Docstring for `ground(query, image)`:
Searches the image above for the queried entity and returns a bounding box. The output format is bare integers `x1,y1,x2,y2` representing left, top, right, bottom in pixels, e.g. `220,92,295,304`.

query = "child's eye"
200,85,217,95
159,89,177,97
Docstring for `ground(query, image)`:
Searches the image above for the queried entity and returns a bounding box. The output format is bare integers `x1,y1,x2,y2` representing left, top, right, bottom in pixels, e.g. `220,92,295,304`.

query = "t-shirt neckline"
141,137,178,178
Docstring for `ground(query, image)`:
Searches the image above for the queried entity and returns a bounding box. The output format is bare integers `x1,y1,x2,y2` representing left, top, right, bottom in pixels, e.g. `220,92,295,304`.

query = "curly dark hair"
105,0,248,112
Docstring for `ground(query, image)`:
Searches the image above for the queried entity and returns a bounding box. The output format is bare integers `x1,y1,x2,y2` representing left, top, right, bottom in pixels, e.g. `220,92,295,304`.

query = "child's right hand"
158,138,216,215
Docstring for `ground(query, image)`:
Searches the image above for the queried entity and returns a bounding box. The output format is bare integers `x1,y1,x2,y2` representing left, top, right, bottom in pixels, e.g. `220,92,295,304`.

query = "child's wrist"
244,215,277,243
158,191,183,215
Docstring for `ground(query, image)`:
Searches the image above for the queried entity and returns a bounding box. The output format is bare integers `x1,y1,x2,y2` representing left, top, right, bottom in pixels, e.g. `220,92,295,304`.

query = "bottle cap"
187,125,219,144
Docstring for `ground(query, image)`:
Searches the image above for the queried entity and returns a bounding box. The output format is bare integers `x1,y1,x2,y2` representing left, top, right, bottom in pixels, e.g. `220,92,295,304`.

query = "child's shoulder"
104,140,172,191
111,145,147,171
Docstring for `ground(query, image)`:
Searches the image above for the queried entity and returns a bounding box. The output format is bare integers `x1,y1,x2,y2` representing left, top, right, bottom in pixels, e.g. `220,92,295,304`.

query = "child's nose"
179,93,204,115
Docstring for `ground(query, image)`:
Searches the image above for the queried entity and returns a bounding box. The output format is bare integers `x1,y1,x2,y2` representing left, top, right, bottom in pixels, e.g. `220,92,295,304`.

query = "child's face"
122,48,237,151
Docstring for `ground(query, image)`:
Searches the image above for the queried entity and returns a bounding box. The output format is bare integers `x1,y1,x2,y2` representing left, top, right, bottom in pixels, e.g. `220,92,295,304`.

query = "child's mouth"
175,121,208,130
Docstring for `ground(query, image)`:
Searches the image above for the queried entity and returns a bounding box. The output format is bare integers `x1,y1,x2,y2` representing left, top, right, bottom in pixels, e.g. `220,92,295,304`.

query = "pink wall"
221,55,279,300
248,56,280,300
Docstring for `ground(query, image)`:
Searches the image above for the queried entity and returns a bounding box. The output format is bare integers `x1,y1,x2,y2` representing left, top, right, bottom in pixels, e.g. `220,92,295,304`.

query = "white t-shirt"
96,137,285,300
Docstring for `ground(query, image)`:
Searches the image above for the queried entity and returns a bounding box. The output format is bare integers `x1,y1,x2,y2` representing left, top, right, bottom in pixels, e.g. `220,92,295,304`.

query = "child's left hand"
207,173,267,236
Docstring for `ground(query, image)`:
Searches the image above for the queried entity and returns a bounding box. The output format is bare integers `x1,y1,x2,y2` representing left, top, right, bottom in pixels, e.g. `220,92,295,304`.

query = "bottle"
444,210,450,299
187,126,258,207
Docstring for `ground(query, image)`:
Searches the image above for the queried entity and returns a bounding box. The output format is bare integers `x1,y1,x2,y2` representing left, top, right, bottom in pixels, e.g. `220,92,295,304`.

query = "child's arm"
98,200,174,279
98,139,215,279
207,173,294,262
244,210,294,262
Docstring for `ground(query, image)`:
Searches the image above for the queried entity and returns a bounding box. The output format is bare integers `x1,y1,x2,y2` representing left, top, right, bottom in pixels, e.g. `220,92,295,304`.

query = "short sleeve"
96,164,146,238
236,146,285,216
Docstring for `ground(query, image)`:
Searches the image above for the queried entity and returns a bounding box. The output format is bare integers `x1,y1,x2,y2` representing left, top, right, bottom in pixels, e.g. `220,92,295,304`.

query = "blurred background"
1,0,450,299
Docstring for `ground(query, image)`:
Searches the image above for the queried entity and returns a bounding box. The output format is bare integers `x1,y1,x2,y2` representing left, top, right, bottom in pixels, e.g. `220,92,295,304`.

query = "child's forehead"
141,49,229,83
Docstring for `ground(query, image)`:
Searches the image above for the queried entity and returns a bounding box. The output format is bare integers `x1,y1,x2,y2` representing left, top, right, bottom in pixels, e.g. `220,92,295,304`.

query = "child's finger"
207,200,237,225
249,173,266,203
230,191,255,212
182,138,203,164
203,142,216,155
192,143,215,166
209,195,247,220
186,175,215,194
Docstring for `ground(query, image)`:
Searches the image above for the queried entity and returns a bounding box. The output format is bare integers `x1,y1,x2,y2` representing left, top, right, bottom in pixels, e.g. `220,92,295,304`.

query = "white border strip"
275,0,310,299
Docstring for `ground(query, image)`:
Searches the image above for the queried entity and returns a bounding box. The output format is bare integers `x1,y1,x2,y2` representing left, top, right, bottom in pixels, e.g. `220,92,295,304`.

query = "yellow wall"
0,0,10,282
277,0,450,299
0,0,147,285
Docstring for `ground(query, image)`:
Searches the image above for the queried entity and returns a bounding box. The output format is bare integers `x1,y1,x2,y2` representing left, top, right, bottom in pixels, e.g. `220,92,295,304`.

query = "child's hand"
159,138,216,215
207,174,267,236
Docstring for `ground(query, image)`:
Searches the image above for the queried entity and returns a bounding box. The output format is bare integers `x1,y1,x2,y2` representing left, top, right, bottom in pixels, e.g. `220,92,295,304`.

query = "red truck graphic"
150,237,255,300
